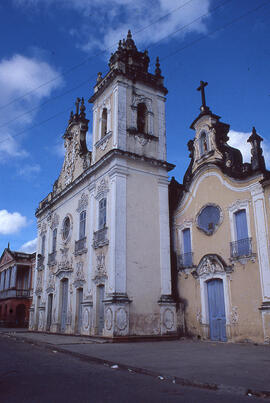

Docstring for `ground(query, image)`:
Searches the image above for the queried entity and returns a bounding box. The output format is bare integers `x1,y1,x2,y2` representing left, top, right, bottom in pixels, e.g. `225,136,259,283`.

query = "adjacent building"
0,247,35,327
30,31,177,337
171,82,270,344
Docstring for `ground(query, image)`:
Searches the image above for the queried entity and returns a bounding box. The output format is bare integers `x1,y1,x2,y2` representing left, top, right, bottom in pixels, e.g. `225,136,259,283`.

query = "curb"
1,332,270,400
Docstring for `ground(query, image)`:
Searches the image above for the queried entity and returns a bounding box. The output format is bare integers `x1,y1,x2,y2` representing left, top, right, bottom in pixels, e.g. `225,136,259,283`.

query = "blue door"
207,279,227,341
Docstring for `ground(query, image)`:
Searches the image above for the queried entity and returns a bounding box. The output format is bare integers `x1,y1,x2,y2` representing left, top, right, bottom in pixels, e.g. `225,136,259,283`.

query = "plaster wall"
175,168,265,343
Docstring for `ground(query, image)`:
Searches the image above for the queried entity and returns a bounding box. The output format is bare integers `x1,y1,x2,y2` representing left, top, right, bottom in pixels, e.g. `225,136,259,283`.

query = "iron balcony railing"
230,238,252,258
75,237,87,255
48,251,57,266
177,252,193,269
93,227,109,248
0,289,30,299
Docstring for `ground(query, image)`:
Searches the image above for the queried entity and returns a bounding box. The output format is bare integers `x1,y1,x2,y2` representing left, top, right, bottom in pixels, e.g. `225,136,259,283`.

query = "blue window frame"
234,209,250,256
182,228,192,267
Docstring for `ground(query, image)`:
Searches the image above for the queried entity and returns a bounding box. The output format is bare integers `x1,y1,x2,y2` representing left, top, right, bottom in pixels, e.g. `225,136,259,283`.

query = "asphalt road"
0,337,261,403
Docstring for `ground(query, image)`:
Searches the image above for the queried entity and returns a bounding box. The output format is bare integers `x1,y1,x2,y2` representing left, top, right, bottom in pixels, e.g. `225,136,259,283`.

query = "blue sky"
0,0,270,253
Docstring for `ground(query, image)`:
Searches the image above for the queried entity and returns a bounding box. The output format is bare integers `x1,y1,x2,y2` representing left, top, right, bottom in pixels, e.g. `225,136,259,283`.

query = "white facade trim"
176,170,262,218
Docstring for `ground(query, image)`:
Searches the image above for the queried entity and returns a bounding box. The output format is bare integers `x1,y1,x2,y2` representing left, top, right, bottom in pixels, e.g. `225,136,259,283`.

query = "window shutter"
235,210,248,240
10,266,17,288
183,228,191,253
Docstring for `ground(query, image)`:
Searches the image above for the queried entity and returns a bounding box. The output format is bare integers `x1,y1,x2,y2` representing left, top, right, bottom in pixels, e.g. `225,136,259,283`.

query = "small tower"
248,126,266,172
89,30,168,165
55,98,90,193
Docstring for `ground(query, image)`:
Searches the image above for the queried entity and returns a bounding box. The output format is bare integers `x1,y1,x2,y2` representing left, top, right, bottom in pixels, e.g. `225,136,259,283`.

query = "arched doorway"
207,279,227,341
16,304,26,327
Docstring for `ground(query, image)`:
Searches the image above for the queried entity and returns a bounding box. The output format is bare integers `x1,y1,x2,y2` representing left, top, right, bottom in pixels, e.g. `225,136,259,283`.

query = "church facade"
30,32,178,337
171,82,270,344
30,33,270,344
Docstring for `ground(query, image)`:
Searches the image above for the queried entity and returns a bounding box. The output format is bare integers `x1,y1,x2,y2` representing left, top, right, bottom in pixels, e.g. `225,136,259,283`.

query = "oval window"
197,205,221,235
63,216,70,240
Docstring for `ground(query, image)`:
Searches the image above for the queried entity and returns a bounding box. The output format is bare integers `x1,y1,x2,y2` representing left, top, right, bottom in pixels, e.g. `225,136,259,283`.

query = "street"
0,336,261,403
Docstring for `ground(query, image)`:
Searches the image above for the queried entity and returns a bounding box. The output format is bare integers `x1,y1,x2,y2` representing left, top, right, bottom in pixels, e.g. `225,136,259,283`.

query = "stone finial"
126,29,136,49
155,56,162,77
75,97,81,116
118,40,122,50
97,72,102,83
7,242,10,250
80,97,86,118
247,126,266,172
69,110,74,123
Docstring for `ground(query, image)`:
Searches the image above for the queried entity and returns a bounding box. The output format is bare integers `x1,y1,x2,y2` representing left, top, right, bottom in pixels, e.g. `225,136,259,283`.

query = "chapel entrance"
207,279,227,341
60,279,68,333
76,288,83,334
97,285,105,335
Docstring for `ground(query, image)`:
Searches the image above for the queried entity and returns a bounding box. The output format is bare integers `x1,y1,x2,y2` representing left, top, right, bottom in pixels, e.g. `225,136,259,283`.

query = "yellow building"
171,81,270,344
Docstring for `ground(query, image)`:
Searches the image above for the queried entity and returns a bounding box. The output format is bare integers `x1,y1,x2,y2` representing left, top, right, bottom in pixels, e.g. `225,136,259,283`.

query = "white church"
30,31,270,344
30,31,178,338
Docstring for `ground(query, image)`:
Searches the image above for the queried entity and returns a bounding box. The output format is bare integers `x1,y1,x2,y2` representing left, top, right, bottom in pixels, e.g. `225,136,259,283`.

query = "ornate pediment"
0,249,13,266
76,192,89,213
193,254,233,278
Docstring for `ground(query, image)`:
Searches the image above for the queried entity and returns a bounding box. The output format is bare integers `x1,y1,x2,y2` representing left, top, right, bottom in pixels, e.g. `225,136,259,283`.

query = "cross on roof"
197,81,209,111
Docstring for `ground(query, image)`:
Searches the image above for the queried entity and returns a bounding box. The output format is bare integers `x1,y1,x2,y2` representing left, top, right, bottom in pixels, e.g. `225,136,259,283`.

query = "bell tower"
88,31,177,337
89,30,168,165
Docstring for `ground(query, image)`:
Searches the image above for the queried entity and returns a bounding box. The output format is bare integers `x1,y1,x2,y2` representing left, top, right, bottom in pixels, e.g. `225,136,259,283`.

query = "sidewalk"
1,328,270,398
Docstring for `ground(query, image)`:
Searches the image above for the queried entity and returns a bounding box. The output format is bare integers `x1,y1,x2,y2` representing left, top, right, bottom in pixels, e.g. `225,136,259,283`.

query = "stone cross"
197,81,208,109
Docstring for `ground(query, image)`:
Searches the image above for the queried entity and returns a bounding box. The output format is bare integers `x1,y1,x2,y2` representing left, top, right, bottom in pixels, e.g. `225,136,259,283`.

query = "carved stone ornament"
63,135,79,186
163,308,174,330
55,257,73,278
105,307,113,330
76,192,89,213
231,306,239,324
95,178,109,200
35,271,43,295
46,270,55,293
83,308,90,329
194,255,233,278
116,308,128,331
74,261,85,288
51,213,59,229
40,222,47,235
134,135,149,146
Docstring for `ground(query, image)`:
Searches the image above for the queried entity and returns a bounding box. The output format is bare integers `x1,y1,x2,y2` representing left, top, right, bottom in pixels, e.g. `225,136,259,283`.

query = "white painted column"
109,166,127,294
251,183,270,301
92,109,97,163
157,96,166,161
113,83,127,151
158,176,172,296
87,183,95,296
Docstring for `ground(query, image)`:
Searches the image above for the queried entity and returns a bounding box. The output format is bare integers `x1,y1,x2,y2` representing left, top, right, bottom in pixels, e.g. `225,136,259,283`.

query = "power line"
0,0,197,112
0,0,268,147
160,0,270,63
0,0,232,130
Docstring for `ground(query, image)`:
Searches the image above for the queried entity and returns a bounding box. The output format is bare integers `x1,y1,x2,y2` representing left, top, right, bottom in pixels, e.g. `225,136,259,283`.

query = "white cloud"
17,164,41,179
228,129,270,167
13,0,211,54
0,54,63,163
20,237,37,253
0,209,28,234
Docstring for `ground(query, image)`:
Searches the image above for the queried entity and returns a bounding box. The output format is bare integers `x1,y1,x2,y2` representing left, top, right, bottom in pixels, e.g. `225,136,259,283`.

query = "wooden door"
60,279,68,333
207,279,227,341
46,294,53,331
98,285,104,335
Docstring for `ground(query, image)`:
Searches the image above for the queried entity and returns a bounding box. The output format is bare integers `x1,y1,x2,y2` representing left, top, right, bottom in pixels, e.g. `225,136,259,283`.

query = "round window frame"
196,203,223,236
61,214,73,243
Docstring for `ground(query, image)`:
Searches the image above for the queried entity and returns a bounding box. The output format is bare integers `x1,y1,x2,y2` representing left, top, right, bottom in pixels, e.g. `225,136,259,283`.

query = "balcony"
75,237,87,256
37,254,44,270
177,252,193,270
0,289,30,299
48,251,57,266
230,238,252,259
93,227,109,249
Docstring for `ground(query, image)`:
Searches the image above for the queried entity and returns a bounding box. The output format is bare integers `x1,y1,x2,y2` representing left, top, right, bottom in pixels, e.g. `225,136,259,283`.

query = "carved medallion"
116,308,127,331
105,308,113,331
163,308,174,330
